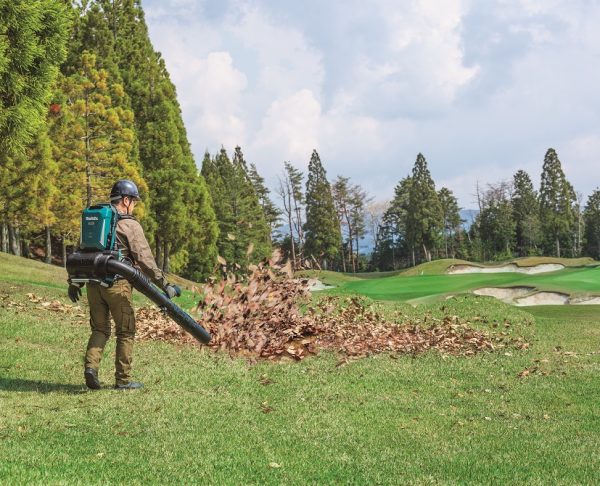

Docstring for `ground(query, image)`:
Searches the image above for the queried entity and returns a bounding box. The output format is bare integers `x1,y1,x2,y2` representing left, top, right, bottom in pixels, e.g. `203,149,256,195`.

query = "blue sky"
143,0,600,209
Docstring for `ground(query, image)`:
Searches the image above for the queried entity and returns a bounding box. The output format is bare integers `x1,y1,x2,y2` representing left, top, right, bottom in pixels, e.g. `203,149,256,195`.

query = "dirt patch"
449,263,564,275
473,287,535,303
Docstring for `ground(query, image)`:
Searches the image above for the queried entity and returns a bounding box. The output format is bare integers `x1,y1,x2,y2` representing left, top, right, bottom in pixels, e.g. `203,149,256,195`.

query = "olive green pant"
84,280,136,386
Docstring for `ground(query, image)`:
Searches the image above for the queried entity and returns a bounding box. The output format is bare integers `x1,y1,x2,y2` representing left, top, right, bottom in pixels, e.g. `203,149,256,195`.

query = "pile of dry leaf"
136,252,529,360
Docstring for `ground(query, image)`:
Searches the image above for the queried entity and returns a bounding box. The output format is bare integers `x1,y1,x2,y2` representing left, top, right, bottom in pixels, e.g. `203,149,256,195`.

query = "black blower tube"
67,252,211,344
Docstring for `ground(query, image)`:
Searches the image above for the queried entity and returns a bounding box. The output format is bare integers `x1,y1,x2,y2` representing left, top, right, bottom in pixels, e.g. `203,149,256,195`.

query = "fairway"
338,266,600,303
1,253,600,485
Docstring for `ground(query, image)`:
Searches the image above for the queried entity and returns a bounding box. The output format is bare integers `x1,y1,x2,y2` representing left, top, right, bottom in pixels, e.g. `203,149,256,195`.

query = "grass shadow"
0,377,88,394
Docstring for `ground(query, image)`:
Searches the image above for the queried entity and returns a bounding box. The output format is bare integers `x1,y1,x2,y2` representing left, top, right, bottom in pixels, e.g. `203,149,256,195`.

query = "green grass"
1,253,600,484
335,266,600,303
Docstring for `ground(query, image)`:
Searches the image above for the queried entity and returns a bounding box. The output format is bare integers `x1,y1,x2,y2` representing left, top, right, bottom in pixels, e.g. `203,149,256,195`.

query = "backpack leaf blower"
66,204,211,345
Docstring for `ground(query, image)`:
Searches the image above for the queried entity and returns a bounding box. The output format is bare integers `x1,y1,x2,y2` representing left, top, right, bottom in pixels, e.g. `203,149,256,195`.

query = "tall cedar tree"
202,147,271,267
304,150,342,269
0,0,69,255
438,187,462,258
583,190,600,259
0,0,70,157
248,162,280,237
406,154,442,263
512,170,541,256
66,0,218,277
539,148,575,257
50,53,147,264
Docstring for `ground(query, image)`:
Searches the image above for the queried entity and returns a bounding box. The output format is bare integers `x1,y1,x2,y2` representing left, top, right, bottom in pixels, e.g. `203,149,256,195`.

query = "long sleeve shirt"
116,217,168,289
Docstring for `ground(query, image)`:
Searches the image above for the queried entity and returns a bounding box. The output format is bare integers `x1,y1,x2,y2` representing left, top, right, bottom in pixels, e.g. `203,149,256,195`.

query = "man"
68,180,179,390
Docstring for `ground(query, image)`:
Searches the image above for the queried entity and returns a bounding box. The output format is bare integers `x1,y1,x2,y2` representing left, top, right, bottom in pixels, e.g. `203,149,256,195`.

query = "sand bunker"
473,287,600,306
473,287,535,303
570,296,600,305
515,292,570,306
449,263,564,275
308,279,335,291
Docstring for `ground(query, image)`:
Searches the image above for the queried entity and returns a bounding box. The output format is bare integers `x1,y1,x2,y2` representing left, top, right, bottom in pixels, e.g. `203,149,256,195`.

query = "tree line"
2,1,599,279
371,149,600,270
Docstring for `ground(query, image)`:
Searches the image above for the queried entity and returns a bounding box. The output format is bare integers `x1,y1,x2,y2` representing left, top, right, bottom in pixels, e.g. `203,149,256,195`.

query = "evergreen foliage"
539,148,575,257
583,189,600,259
55,52,144,208
248,162,281,235
202,147,271,267
477,183,516,260
0,0,70,157
512,170,541,256
304,150,342,269
406,153,442,263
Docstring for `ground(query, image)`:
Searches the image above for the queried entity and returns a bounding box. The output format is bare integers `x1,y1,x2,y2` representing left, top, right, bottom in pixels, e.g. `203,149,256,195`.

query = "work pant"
84,280,136,386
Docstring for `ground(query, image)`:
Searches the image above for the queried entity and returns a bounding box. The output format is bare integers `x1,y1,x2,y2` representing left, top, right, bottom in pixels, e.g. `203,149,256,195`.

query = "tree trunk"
0,222,8,253
288,212,296,269
155,235,163,270
62,238,67,268
22,239,30,258
412,247,416,267
355,232,360,272
163,241,170,274
556,237,560,258
423,243,431,262
8,225,20,256
45,226,52,264
444,230,448,259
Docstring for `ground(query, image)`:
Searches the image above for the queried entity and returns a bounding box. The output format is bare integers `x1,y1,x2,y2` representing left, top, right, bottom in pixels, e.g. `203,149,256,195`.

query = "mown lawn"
1,254,600,484
337,266,600,303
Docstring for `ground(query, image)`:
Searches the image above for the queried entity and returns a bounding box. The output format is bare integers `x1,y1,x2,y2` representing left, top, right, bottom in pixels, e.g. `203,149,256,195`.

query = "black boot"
84,368,101,390
114,381,144,390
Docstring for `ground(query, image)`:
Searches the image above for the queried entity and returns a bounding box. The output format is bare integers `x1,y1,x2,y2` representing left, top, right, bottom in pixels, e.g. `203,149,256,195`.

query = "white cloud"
251,89,322,170
142,0,600,208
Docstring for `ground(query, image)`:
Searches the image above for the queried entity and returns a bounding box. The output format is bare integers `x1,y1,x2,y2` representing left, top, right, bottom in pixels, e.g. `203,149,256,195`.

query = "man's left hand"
164,284,181,299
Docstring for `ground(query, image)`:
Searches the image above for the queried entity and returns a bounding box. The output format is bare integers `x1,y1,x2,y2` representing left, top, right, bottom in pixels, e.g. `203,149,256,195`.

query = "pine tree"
0,0,70,157
304,150,341,269
539,148,575,257
232,146,271,262
56,52,145,207
202,147,270,267
512,170,541,256
406,154,442,263
583,189,600,259
248,162,280,236
65,0,218,277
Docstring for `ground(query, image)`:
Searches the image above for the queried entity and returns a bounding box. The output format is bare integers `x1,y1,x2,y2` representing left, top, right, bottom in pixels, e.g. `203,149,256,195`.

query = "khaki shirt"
115,217,168,289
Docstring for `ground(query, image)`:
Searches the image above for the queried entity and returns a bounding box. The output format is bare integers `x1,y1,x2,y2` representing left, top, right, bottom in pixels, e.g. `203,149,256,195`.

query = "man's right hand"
164,284,181,299
68,284,82,303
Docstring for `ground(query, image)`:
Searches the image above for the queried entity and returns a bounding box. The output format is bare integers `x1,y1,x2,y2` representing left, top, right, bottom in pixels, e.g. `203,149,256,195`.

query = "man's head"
110,179,140,215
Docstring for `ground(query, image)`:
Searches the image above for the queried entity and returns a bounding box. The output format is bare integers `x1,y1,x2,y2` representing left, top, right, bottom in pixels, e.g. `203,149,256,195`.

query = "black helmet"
110,179,140,202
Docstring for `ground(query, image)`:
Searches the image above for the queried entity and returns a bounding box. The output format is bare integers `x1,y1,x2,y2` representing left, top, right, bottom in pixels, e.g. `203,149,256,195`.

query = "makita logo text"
85,217,99,221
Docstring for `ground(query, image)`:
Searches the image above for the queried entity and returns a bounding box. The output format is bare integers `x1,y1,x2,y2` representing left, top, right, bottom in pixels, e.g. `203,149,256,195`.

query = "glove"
68,284,82,303
164,284,181,299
